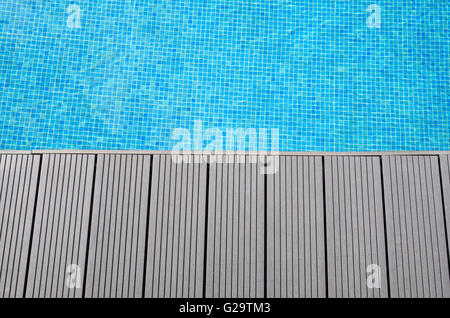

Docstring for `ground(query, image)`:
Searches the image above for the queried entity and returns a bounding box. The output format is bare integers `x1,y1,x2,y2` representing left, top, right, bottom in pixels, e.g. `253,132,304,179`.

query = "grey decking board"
206,160,215,297
25,154,94,298
86,156,145,297
71,155,92,297
45,155,64,297
2,156,26,297
196,160,208,296
430,157,450,296
354,156,365,297
145,155,207,298
177,159,188,297
164,155,176,296
26,153,50,298
351,157,362,297
220,159,227,297
403,156,422,297
46,155,64,297
408,156,427,297
52,155,73,297
372,157,389,296
163,155,172,296
231,159,239,297
205,155,264,298
205,158,220,297
420,156,444,297
85,154,149,298
145,154,161,297
132,156,150,298
158,155,170,296
55,155,91,298
102,154,118,297
225,160,232,296
337,156,347,296
285,156,292,297
439,155,450,269
16,156,40,297
315,156,326,296
120,155,136,297
40,155,60,297
147,154,166,297
4,155,24,296
0,155,20,295
195,161,207,296
343,157,353,296
169,155,183,295
107,155,122,296
382,155,450,298
255,156,266,297
325,156,388,298
280,156,287,297
0,156,20,283
291,156,301,297
0,155,40,298
267,156,325,298
86,153,106,297
187,159,206,297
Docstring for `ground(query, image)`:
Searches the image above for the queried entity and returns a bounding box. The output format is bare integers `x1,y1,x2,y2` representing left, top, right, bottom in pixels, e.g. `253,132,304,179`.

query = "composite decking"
0,151,449,298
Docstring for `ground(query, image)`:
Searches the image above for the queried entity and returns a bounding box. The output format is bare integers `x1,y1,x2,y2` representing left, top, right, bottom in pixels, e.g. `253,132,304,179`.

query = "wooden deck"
0,151,449,298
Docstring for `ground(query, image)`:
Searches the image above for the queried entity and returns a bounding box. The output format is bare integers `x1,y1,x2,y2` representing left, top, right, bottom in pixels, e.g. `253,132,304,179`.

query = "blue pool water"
0,0,448,151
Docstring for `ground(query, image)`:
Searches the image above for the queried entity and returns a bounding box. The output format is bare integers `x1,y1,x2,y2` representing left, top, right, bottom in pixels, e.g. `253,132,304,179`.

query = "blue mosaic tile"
0,0,448,151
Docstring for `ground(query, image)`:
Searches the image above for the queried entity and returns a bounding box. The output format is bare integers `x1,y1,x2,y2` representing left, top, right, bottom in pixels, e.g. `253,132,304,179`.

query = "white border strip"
0,149,443,156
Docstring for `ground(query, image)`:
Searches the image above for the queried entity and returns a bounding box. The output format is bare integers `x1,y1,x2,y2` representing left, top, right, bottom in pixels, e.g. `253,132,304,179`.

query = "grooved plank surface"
267,156,326,298
325,156,388,298
26,154,95,298
205,155,265,298
85,154,151,298
383,155,450,298
145,155,207,298
440,155,450,261
1,152,450,298
0,155,40,298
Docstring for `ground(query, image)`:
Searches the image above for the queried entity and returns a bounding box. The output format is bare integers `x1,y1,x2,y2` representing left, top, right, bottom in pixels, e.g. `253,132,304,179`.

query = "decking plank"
85,155,150,298
205,155,264,297
26,154,94,298
1,152,450,298
439,155,450,269
325,156,388,298
145,155,206,298
382,155,450,298
0,155,40,298
267,156,325,298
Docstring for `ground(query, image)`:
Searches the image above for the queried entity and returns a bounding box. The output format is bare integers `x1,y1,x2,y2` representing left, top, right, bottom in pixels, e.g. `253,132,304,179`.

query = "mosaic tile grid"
0,0,448,151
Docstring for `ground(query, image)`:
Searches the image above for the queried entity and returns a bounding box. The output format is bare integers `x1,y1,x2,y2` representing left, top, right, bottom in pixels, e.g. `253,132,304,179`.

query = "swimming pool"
0,0,448,151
